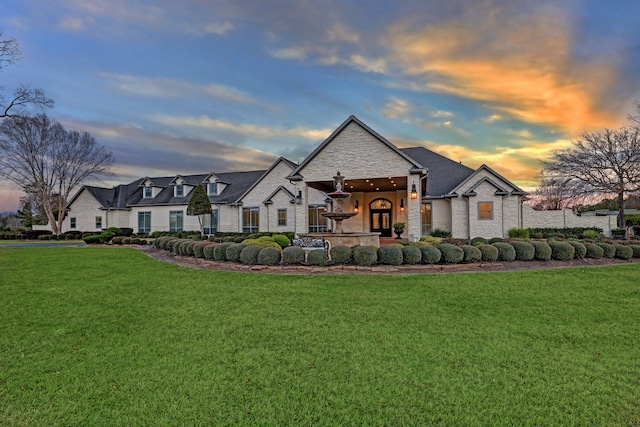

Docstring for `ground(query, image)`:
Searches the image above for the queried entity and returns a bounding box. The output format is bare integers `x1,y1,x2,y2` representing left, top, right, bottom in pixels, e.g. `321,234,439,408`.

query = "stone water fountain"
321,171,357,234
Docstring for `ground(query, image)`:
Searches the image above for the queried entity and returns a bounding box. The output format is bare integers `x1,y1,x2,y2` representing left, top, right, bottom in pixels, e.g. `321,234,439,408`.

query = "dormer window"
208,182,218,196
144,186,152,198
175,184,184,197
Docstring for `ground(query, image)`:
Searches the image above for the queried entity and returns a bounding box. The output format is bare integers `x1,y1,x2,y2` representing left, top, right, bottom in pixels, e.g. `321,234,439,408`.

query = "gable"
239,158,296,205
450,165,525,197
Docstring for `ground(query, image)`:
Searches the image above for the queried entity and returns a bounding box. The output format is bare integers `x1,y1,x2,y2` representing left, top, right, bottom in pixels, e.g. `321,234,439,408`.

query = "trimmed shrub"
420,245,441,264
567,241,587,259
492,242,516,262
597,243,615,258
214,242,233,261
241,239,282,250
479,244,499,262
83,235,101,244
630,245,640,258
530,240,552,261
240,245,262,265
64,233,76,240
584,242,604,259
105,227,123,236
353,245,378,267
282,246,305,265
377,245,404,265
112,236,124,245
437,243,464,264
170,239,185,254
226,243,246,262
510,241,535,261
272,234,290,249
611,228,627,239
120,227,134,237
614,244,633,260
508,228,530,239
179,241,196,256
471,237,488,246
330,246,352,265
193,242,208,258
98,231,115,243
402,245,422,265
129,238,141,245
203,244,216,259
489,237,505,244
258,247,281,265
307,249,329,266
418,236,442,246
461,245,482,263
548,241,575,261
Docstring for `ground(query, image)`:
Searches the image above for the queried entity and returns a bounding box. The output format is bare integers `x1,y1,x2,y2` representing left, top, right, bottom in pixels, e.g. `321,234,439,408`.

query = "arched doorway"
370,198,392,237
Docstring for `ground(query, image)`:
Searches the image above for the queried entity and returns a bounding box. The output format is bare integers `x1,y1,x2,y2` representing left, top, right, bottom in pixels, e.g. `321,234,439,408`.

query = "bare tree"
0,114,115,234
528,176,584,210
540,126,640,228
0,29,53,117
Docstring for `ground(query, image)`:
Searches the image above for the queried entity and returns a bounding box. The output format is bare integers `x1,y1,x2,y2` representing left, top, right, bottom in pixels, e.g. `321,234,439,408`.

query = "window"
203,210,218,235
421,203,432,235
169,211,184,231
138,211,151,234
478,202,493,220
70,217,77,229
144,186,152,198
175,184,184,197
308,205,328,233
95,216,102,229
242,207,259,233
208,183,218,196
277,209,287,226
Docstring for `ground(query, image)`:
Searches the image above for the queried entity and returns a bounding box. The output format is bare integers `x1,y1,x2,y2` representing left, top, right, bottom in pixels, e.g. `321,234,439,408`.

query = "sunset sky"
1,0,639,211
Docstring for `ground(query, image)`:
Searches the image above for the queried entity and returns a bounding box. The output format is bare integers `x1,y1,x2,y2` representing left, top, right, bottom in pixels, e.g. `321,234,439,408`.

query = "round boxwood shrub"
530,240,552,261
614,244,633,260
402,245,422,265
377,245,403,265
83,235,101,244
330,245,352,265
567,241,587,259
510,241,535,261
461,245,482,263
437,243,464,264
548,241,575,261
180,241,196,256
240,245,262,265
258,247,281,265
271,234,290,249
353,245,378,266
584,242,604,259
307,249,329,266
420,245,441,264
479,244,499,262
193,242,207,258
630,245,640,258
170,239,185,254
492,242,516,262
226,243,247,262
203,244,216,259
241,239,282,250
597,243,615,258
282,246,305,265
489,237,505,244
213,242,233,261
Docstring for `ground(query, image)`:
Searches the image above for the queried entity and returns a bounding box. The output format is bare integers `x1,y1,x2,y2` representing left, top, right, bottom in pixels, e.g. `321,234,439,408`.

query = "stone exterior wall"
63,190,104,232
522,206,617,237
430,199,451,234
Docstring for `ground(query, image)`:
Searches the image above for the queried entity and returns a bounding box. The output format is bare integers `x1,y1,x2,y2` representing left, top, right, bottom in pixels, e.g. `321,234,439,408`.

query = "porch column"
407,174,421,242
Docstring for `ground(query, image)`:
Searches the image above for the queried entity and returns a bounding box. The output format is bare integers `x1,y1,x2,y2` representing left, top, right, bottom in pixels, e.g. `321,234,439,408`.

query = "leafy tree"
186,184,212,235
0,114,114,234
16,195,46,228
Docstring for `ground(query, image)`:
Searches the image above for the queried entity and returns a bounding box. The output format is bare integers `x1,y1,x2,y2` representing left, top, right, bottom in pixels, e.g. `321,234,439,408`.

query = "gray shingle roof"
400,147,475,197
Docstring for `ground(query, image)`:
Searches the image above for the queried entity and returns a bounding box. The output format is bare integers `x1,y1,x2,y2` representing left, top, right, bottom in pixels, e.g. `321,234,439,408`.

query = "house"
60,115,617,240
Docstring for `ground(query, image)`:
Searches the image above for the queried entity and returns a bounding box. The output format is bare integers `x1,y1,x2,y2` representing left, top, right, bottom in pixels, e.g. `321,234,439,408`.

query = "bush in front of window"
307,249,329,266
193,242,208,258
203,244,216,259
258,247,281,266
567,241,587,259
240,245,262,265
584,242,604,259
491,242,516,262
510,241,535,261
330,246,352,265
614,244,633,260
282,246,305,265
530,240,552,261
377,245,403,265
461,245,482,263
437,243,464,264
548,241,575,261
271,234,290,249
419,245,441,264
353,245,378,266
597,243,615,258
226,243,247,262
214,242,233,261
479,244,499,262
402,245,422,265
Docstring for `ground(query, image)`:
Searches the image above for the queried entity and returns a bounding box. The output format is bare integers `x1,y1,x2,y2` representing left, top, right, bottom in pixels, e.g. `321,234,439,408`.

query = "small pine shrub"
258,247,281,265
105,227,123,236
282,246,305,265
402,245,422,265
203,244,216,259
83,235,101,244
530,240,552,261
307,249,329,266
508,228,530,239
353,246,378,266
492,242,516,262
330,246,352,265
420,245,441,264
630,245,640,258
597,243,615,258
214,242,233,261
548,241,575,261
377,245,404,265
98,231,115,243
510,241,535,261
461,245,482,263
437,243,464,264
614,244,633,260
584,243,604,259
272,234,290,249
193,242,207,258
240,245,262,265
489,237,505,244
479,244,499,262
471,237,488,246
226,243,246,262
567,241,587,259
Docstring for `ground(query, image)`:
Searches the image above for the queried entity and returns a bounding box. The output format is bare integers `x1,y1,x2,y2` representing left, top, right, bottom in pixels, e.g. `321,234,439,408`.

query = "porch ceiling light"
411,182,418,199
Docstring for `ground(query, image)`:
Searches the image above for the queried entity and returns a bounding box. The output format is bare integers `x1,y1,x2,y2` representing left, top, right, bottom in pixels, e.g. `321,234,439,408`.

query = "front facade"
60,115,616,239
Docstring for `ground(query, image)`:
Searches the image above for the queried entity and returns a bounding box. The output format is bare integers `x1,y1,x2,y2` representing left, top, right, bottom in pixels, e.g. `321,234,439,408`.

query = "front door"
370,198,392,237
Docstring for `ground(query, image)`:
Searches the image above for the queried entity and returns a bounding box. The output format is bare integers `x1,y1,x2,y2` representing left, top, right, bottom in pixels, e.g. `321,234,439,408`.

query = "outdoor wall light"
354,199,359,213
400,198,405,213
410,182,418,199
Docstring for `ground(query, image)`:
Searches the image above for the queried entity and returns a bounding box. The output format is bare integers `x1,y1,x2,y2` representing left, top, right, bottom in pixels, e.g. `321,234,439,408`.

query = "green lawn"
1,247,639,426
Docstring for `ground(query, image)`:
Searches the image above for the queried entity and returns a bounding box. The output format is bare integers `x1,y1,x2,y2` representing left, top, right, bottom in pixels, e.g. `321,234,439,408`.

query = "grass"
1,246,639,426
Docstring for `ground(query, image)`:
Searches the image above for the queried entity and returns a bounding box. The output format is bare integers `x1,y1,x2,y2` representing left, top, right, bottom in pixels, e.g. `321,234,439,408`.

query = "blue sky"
1,0,639,211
